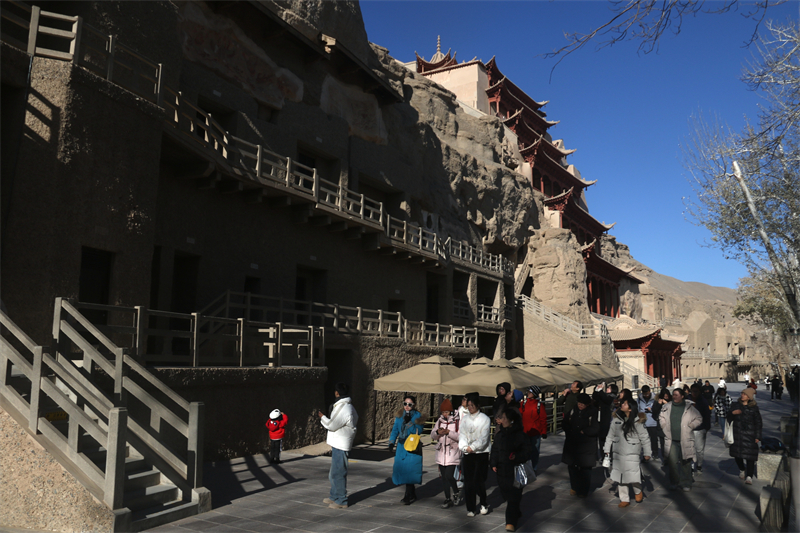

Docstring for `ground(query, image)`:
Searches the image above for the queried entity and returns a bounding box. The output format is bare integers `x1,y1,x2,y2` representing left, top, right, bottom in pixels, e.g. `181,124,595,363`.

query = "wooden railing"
477,304,503,325
518,294,610,341
0,2,518,277
514,261,532,296
199,290,479,349
0,301,207,516
72,300,324,368
618,359,659,390
453,299,472,320
446,238,514,276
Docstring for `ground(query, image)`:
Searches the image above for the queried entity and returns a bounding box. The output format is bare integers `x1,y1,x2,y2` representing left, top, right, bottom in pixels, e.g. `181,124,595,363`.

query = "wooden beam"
291,204,314,224
196,174,220,190
309,215,332,227
266,196,291,207
243,189,266,204
344,227,364,240
218,179,243,194
328,222,349,233
361,233,381,251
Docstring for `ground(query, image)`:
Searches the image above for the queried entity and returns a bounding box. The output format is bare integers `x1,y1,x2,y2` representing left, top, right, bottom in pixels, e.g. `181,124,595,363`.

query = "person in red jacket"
520,385,547,472
266,409,288,464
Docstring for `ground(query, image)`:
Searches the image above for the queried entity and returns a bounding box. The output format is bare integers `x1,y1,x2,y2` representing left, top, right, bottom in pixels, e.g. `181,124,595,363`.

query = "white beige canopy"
373,355,468,393
439,358,556,396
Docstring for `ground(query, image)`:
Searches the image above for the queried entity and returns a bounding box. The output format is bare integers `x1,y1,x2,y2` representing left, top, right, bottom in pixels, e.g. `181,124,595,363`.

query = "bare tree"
683,21,800,330
542,0,784,73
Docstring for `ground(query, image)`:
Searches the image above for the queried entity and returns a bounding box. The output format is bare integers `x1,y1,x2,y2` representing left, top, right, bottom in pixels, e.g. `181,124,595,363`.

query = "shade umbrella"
374,355,469,393
523,365,578,390
583,358,624,382
462,356,495,373
554,360,607,386
527,358,558,367
509,357,531,367
440,358,556,396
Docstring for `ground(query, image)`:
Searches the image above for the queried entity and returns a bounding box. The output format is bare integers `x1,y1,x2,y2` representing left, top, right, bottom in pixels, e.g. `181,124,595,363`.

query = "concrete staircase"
0,299,211,531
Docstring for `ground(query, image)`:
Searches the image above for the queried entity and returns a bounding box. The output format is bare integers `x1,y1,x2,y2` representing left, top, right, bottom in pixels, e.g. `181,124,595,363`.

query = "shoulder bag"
724,419,734,446
404,433,421,452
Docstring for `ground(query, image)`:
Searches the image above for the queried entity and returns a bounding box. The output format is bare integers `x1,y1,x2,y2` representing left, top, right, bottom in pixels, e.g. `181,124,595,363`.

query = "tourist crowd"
302,368,794,532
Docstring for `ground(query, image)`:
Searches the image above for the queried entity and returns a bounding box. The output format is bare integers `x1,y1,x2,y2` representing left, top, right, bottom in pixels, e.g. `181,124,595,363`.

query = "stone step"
123,483,180,512
129,499,200,532
125,467,162,491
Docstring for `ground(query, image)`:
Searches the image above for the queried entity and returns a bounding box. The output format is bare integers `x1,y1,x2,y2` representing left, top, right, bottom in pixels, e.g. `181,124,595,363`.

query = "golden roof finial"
437,35,441,54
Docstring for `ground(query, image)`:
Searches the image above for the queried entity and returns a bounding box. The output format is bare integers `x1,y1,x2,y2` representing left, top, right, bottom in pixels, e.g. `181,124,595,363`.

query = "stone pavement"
141,384,791,533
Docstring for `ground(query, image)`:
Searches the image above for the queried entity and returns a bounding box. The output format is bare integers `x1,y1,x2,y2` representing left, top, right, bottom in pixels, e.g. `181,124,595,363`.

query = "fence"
200,290,479,349
518,294,609,341
71,299,324,368
0,300,205,514
0,2,520,280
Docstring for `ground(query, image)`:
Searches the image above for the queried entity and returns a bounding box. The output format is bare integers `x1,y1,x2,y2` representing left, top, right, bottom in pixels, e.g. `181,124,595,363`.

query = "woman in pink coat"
431,399,462,508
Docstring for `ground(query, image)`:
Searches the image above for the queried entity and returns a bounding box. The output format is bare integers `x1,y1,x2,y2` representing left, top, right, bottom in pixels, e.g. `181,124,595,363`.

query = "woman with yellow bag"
388,395,426,504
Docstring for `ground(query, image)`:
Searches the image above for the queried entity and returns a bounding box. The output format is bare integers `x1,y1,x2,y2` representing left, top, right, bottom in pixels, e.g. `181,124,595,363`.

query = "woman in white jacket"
604,399,650,507
458,392,491,517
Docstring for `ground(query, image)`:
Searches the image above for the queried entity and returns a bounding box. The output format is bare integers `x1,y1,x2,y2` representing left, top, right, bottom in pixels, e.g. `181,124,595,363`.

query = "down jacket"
490,421,531,480
603,412,651,484
520,397,547,437
390,409,425,485
431,413,462,466
658,399,702,461
728,401,762,461
561,404,599,468
321,397,358,451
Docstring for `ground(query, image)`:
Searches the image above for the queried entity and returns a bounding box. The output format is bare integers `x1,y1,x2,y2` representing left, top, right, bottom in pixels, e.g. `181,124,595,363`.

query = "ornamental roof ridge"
418,58,483,76
544,186,574,204
539,150,597,188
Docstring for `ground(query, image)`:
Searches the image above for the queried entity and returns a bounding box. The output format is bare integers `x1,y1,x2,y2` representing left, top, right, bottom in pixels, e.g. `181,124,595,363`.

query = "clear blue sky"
361,1,799,290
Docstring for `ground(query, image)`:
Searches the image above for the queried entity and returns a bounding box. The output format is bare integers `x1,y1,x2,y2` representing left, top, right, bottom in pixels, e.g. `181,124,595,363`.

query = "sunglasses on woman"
403,402,414,407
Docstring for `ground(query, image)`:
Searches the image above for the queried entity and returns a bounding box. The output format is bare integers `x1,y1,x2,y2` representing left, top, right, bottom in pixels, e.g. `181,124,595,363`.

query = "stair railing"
0,308,128,510
53,298,206,497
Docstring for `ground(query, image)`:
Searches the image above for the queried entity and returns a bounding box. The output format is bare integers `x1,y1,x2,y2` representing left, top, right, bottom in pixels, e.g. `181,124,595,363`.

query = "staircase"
618,359,659,391
0,298,210,531
517,294,609,341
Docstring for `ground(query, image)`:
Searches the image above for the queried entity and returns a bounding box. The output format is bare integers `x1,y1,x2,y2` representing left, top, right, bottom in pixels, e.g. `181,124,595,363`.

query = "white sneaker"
467,511,475,517
480,505,489,515
739,470,746,479
745,476,753,485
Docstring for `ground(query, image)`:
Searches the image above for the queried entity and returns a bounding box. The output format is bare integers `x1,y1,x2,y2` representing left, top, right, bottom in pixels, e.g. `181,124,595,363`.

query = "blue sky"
361,1,799,290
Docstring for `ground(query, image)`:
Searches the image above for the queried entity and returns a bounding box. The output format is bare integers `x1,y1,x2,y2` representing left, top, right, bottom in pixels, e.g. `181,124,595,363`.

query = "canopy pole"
371,389,377,445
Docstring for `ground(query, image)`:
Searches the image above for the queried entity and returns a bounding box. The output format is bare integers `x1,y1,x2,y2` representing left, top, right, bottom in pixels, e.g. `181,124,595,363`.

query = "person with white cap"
266,408,288,464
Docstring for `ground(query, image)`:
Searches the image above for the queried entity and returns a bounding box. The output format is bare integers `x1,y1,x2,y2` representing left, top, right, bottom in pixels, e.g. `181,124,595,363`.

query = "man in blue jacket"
637,385,659,460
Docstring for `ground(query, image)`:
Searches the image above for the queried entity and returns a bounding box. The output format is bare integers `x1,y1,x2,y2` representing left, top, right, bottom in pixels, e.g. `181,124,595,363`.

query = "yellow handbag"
404,433,421,452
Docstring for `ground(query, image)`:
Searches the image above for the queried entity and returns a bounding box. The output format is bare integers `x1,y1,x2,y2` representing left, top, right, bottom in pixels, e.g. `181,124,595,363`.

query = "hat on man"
577,393,592,405
270,409,281,420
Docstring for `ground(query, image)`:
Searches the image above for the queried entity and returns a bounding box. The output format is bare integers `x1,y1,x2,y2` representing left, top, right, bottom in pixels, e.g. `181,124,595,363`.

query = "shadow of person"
347,476,397,506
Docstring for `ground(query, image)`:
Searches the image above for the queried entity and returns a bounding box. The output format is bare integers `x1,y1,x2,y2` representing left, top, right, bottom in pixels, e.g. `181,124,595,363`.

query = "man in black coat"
561,393,599,497
592,382,617,457
690,384,711,474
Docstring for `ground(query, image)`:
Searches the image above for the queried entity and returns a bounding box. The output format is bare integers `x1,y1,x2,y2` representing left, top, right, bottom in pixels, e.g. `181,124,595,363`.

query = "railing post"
385,214,391,237
379,202,385,227
276,322,283,367
113,347,125,406
105,34,116,82
155,63,164,106
188,402,205,488
135,306,148,358
403,221,408,244
397,312,403,338
27,5,40,55
28,346,44,434
104,407,128,509
191,312,200,367
255,144,263,179
378,309,383,336
237,318,245,367
357,307,363,332
70,16,83,64
359,194,365,219
285,157,293,186
436,323,441,347
338,183,344,210
403,318,408,342
313,169,320,203
308,325,315,367
333,304,340,330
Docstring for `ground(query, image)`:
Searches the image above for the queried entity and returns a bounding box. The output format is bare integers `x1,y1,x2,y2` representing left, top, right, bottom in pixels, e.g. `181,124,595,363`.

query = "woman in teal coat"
388,395,425,504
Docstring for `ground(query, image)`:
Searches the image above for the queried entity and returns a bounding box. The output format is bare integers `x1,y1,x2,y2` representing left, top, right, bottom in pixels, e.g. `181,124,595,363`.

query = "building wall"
519,311,609,362
424,63,489,114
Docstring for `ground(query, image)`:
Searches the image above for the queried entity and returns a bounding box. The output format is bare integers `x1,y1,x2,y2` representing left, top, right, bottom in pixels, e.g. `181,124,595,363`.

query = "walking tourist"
728,387,763,485
604,398,650,507
519,385,547,472
266,408,288,464
491,408,531,532
459,392,492,517
593,382,617,456
431,399,462,508
388,395,425,504
457,395,470,419
771,375,783,400
557,380,583,420
561,393,599,498
689,384,711,474
660,374,668,389
651,389,671,461
719,376,726,388
714,387,732,439
701,380,715,404
493,382,511,420
658,388,702,492
637,385,659,460
318,382,358,509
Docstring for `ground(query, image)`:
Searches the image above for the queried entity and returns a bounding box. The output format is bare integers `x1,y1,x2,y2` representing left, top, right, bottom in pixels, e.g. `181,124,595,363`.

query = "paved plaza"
1,384,792,533
142,383,792,533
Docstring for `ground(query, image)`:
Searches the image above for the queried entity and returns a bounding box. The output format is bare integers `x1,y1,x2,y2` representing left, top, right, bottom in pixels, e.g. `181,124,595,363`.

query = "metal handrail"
518,294,610,341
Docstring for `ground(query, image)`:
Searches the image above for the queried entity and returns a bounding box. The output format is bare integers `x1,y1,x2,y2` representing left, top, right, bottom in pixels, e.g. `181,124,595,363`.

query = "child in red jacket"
266,409,288,464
